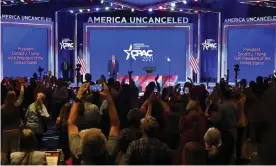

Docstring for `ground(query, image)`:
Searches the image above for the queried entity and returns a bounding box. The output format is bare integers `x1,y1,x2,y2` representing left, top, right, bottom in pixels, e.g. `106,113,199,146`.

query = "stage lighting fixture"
20,0,24,2
96,8,99,11
11,1,14,3
194,0,198,2
3,1,7,4
131,8,135,12
183,0,187,4
69,10,73,13
87,9,90,11
79,9,83,12
149,8,153,12
159,6,163,9
180,9,183,11
105,7,109,11
171,8,175,11
101,0,104,4
171,3,176,7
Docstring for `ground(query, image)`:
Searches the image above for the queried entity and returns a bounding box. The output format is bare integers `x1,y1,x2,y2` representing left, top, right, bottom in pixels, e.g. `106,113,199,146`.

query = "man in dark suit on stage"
108,55,119,80
61,61,69,80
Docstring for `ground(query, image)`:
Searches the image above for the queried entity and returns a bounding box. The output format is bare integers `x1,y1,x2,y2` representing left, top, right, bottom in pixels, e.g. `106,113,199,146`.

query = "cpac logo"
59,38,74,50
202,39,217,51
124,45,153,60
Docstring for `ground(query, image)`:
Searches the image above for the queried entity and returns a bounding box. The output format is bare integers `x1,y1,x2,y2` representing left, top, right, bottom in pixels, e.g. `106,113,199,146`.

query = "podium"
143,66,156,76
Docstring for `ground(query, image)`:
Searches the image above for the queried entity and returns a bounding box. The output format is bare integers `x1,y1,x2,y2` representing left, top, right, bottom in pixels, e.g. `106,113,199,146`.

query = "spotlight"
3,1,7,4
159,6,163,10
180,9,183,11
87,9,90,12
105,7,109,11
171,3,176,7
79,9,83,12
101,0,104,4
20,0,24,2
183,0,187,4
131,8,135,12
170,8,175,11
96,8,99,11
69,10,73,13
194,10,198,13
148,8,153,12
110,3,113,6
11,1,14,3
194,0,198,2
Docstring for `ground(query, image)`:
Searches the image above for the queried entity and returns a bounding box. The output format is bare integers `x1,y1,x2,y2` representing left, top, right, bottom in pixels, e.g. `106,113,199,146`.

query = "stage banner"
57,12,75,79
162,75,178,87
85,24,191,82
1,19,54,79
200,13,219,82
223,23,276,82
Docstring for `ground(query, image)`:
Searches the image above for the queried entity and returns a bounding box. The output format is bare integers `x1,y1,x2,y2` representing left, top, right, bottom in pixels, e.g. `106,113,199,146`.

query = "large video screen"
2,24,49,78
226,25,276,82
87,26,189,81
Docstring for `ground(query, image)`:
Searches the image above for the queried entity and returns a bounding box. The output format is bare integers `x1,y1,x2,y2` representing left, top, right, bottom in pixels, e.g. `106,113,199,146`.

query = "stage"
1,2,275,84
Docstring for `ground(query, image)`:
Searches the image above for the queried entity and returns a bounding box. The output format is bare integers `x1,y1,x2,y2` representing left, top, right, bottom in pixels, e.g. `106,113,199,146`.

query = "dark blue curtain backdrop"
200,12,219,82
57,12,75,79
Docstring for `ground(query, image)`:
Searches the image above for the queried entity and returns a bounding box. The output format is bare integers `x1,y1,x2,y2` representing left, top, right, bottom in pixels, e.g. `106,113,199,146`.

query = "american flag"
77,46,86,75
190,55,199,74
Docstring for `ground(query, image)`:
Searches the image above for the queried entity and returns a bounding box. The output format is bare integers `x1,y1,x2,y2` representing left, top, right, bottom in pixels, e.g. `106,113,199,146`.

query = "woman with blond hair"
10,129,47,165
204,127,231,164
25,93,50,149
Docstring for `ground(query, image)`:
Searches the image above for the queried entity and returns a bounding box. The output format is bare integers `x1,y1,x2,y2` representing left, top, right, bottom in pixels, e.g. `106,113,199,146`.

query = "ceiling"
1,0,275,10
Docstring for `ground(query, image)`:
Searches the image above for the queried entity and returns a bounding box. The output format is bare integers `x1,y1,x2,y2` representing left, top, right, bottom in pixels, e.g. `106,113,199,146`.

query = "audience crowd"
1,71,276,165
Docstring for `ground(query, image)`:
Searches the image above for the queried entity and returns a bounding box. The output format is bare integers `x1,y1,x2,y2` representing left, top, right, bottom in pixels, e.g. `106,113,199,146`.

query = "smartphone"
153,87,158,94
184,87,189,94
90,84,103,92
69,99,73,104
180,86,184,95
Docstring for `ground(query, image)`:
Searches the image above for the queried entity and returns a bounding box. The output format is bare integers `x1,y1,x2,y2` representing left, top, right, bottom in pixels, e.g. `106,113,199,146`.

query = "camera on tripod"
75,64,82,72
234,64,240,72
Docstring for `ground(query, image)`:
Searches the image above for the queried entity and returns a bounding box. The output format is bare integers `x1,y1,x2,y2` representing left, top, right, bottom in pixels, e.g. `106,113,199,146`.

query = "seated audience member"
68,83,120,165
182,142,206,165
117,108,144,164
10,129,47,165
25,93,50,150
1,78,24,153
124,97,172,165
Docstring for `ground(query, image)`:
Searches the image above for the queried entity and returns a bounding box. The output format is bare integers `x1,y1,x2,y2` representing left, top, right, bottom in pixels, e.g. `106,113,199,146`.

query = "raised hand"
76,83,90,99
99,83,113,103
